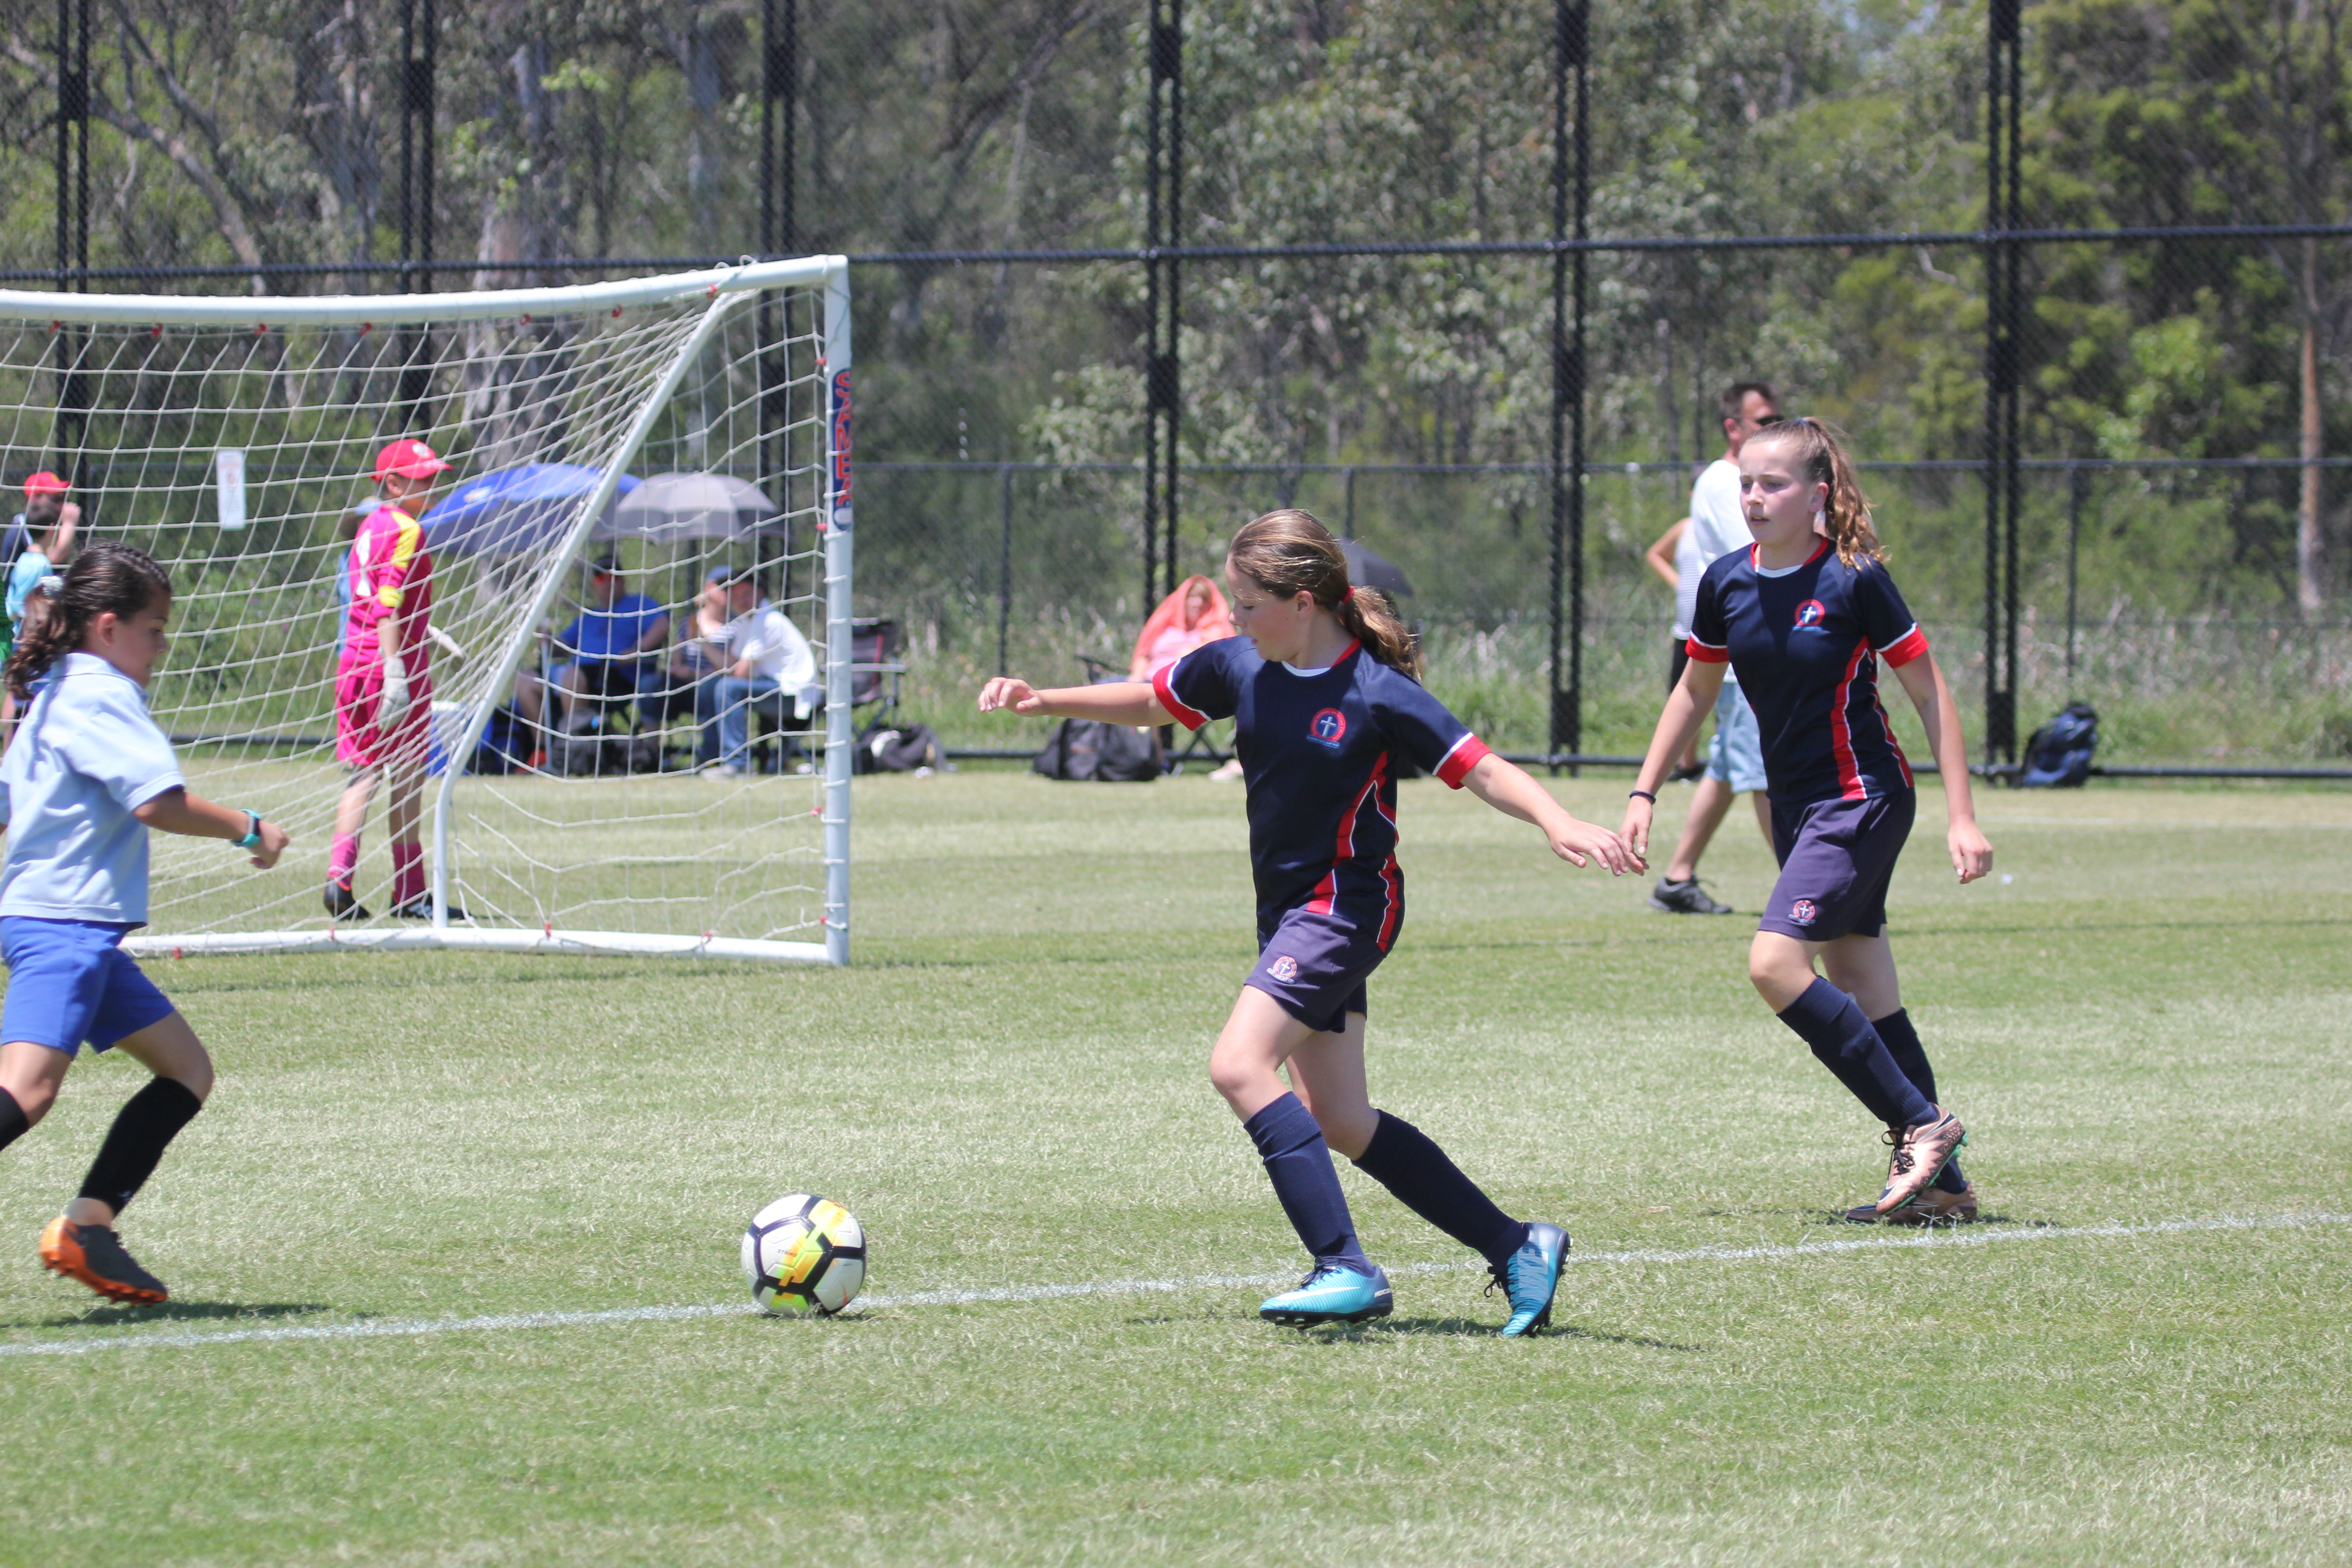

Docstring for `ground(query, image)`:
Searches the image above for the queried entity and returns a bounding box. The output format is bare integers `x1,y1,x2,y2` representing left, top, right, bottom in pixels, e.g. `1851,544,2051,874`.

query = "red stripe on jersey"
1684,636,1730,664
1434,734,1491,788
1152,662,1208,730
1830,640,1871,800
1748,537,1830,572
1376,854,1402,950
1311,752,1389,921
1878,623,1930,668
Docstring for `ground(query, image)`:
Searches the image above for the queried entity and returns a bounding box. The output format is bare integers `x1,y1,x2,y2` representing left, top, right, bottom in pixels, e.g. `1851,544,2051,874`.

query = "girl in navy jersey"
980,510,1632,1333
1622,419,1994,1223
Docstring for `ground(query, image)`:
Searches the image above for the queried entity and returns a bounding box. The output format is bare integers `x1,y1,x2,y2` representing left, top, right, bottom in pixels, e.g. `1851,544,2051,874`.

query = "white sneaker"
1208,758,1244,781
701,762,744,779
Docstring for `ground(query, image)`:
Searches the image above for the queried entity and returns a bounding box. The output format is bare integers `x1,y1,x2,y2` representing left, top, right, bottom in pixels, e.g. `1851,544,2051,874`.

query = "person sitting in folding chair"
1132,574,1241,779
551,556,668,736
695,567,819,777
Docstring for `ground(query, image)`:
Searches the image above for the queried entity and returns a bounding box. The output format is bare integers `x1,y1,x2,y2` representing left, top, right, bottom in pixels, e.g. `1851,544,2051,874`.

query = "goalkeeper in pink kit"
327,439,450,921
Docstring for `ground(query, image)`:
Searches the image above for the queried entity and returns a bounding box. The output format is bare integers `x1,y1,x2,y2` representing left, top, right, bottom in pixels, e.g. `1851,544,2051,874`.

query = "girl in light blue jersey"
0,543,289,1304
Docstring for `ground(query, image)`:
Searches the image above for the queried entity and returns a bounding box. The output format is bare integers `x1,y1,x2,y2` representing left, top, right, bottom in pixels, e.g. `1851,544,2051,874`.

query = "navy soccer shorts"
0,917,177,1059
1246,904,1392,1034
1759,790,1916,942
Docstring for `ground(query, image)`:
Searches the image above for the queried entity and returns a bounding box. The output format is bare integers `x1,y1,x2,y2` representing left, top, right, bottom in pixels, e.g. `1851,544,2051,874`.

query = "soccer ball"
741,1194,867,1317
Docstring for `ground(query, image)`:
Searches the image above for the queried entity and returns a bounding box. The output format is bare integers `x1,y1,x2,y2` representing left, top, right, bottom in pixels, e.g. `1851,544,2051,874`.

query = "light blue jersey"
5,548,52,623
0,653,185,924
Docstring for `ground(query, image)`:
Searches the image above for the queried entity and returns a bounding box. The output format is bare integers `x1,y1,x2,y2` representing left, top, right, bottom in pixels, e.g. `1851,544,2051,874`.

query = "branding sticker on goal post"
827,369,853,534
215,448,247,531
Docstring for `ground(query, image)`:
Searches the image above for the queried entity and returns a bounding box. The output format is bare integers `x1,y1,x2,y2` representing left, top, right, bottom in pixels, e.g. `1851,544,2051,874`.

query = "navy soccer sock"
77,1077,202,1216
0,1087,26,1154
1351,1111,1529,1270
1242,1093,1372,1273
1871,1008,1967,1193
1777,978,1935,1130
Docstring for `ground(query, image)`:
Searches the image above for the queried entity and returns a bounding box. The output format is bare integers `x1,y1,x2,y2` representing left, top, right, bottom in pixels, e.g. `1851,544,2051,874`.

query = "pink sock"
329,834,360,887
392,842,423,904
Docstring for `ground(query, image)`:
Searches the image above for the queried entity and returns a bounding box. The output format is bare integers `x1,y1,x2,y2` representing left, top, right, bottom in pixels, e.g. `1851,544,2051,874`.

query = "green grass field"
0,773,2347,1565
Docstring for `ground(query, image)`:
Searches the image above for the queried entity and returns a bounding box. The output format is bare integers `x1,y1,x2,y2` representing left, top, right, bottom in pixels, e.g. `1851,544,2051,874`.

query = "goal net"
0,258,853,964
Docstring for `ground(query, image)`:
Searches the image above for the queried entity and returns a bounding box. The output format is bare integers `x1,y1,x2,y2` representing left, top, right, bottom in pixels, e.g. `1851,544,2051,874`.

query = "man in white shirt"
1650,381,1779,915
695,568,821,776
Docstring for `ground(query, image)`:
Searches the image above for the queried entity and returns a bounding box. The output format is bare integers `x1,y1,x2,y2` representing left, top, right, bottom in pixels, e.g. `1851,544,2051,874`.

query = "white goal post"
0,257,854,965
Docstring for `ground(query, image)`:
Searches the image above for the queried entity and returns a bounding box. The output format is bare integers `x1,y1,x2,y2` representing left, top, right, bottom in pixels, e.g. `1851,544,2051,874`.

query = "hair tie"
1339,585,1355,604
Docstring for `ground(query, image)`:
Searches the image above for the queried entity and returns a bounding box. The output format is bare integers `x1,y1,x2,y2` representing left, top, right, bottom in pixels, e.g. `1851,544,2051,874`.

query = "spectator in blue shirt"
553,556,668,732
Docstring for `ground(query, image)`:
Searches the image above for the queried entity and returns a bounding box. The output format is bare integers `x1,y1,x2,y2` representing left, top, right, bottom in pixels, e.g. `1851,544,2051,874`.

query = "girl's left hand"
1548,814,1636,875
1948,819,1993,884
248,819,290,871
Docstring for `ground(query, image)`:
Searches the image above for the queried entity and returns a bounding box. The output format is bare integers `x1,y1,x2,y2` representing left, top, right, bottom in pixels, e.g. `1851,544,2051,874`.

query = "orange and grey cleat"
39,1217,168,1305
1874,1110,1968,1218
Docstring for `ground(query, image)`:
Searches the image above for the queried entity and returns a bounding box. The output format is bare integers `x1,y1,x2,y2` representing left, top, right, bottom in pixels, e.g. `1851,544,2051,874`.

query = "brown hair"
1225,509,1419,677
1719,381,1778,423
6,541,172,701
1748,416,1884,567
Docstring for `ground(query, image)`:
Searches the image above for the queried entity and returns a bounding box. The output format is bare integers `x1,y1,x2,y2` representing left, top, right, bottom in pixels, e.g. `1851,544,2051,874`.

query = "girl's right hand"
249,819,289,871
1619,796,1655,865
977,677,1044,714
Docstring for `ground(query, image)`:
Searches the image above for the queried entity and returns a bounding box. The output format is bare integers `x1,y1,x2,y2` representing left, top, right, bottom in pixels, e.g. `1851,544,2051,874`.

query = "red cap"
22,470,69,498
374,438,451,484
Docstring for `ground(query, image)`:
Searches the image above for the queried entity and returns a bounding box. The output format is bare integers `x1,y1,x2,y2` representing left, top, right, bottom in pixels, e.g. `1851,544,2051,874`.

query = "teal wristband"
232,810,263,849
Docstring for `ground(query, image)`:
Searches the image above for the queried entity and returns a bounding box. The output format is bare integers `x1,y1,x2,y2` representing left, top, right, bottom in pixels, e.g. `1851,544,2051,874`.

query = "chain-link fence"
1,2,2347,774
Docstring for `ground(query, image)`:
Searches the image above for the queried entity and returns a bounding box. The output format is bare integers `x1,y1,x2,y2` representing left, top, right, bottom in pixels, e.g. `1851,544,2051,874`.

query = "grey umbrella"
1339,539,1413,598
601,471,785,543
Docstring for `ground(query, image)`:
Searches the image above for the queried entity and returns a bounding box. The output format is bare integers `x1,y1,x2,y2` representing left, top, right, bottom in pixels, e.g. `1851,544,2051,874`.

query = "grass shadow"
20,1300,332,1330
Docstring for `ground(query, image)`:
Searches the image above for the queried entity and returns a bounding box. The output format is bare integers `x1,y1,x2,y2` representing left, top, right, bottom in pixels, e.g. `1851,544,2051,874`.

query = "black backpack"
2019,702,2098,788
853,723,945,774
1031,718,1164,782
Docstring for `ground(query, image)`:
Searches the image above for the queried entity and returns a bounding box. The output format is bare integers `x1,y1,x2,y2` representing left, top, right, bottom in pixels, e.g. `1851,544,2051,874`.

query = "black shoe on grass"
389,896,466,922
323,881,371,921
1649,877,1734,915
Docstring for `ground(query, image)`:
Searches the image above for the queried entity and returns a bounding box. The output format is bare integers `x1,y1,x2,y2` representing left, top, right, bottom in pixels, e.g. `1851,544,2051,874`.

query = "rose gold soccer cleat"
1874,1110,1967,1218
39,1217,169,1305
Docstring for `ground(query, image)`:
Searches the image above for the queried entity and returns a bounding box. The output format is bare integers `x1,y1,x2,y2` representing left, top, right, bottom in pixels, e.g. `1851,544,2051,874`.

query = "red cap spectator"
22,470,69,498
373,438,451,484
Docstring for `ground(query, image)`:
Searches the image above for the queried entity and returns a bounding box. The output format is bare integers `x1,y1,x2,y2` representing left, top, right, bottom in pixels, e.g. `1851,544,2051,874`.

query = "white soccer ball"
741,1193,867,1317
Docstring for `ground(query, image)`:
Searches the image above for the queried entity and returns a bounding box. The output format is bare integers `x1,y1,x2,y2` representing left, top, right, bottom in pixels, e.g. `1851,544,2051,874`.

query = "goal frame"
0,257,855,966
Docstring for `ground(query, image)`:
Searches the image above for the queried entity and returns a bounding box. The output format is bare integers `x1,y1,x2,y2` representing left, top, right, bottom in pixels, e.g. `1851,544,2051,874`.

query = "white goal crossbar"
0,257,855,965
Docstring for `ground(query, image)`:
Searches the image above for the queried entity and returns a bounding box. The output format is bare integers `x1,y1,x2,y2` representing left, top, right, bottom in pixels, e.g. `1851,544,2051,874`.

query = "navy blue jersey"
1156,637,1491,938
1687,539,1929,805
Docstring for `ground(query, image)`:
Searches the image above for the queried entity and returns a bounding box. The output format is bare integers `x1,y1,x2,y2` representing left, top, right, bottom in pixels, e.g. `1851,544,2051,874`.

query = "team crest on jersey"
1788,898,1818,925
1306,708,1348,750
1793,599,1828,628
1269,955,1300,983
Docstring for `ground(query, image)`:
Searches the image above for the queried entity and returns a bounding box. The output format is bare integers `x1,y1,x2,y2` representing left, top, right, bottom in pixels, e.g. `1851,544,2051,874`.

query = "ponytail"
1225,508,1420,678
6,541,172,701
1753,416,1883,568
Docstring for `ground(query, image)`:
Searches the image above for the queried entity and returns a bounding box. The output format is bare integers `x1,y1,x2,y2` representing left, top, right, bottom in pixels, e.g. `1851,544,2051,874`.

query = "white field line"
2,1210,2342,1362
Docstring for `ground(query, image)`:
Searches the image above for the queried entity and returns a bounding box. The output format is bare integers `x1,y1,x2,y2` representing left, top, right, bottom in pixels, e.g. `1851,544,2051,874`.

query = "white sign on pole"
216,448,247,531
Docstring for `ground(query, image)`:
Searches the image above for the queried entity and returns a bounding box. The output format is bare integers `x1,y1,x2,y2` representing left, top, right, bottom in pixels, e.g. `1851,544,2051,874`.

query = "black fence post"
397,0,437,420
52,0,89,482
1142,0,1184,612
1983,0,2023,765
762,0,798,256
1548,0,1589,769
2064,461,2082,688
998,462,1015,676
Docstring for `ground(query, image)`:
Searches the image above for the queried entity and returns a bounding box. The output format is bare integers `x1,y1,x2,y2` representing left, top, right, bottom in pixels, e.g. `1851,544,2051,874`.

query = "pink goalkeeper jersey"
341,503,432,674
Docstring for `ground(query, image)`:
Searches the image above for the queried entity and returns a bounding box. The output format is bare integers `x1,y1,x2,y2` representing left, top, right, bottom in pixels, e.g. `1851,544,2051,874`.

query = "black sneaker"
323,881,371,921
1649,877,1734,915
1669,760,1708,783
389,896,466,921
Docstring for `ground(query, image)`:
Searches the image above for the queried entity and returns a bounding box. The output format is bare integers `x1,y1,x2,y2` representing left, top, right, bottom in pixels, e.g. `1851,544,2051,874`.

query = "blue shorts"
0,917,176,1058
1707,684,1768,794
1760,791,1916,942
1248,903,1394,1034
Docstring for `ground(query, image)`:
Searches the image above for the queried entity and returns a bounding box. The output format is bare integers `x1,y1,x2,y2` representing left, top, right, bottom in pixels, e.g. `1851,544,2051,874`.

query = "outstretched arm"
1619,657,1727,865
134,788,289,869
1891,652,1993,883
978,676,1173,727
1461,753,1634,873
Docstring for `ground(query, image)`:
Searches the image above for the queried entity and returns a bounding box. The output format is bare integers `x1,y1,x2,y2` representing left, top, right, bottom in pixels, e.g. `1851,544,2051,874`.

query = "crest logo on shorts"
1789,898,1818,925
1794,599,1828,629
1269,955,1300,983
1307,708,1348,750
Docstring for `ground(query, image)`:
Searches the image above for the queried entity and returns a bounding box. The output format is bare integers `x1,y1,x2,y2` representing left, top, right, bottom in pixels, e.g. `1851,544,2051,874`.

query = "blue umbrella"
424,463,643,556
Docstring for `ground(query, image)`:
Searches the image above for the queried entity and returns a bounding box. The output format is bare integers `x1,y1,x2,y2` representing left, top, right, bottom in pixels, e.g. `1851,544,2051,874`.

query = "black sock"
1776,978,1935,1129
1242,1093,1371,1272
1871,1009,1967,1192
1352,1111,1529,1270
0,1087,26,1154
77,1077,202,1217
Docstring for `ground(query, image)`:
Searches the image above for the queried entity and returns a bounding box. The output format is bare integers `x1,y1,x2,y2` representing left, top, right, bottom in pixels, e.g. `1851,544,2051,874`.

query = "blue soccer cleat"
1491,1221,1569,1337
1258,1261,1393,1327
